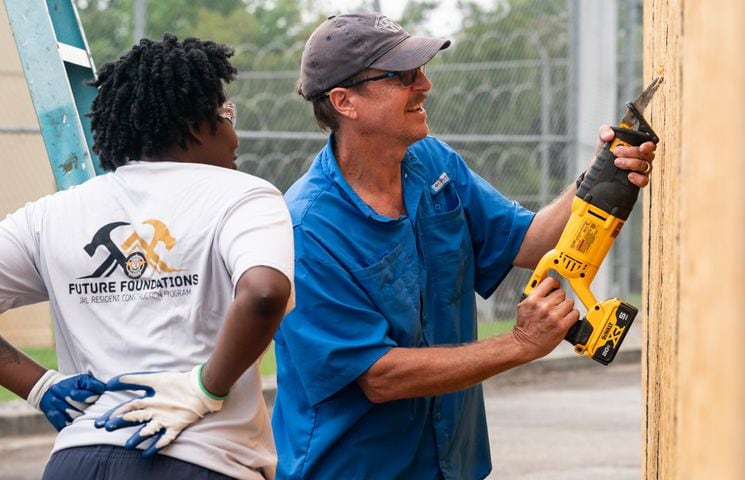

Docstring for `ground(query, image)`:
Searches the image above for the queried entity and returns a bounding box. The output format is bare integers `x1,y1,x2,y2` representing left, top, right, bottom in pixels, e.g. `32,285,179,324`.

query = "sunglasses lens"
401,69,417,86
399,66,425,87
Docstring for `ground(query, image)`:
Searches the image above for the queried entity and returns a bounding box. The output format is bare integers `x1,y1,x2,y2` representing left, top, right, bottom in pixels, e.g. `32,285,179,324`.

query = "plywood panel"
677,0,745,477
644,0,745,478
643,0,682,477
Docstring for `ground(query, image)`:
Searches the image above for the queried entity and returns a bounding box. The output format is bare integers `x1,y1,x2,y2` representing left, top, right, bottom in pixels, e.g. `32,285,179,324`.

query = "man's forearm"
358,276,579,403
357,334,533,403
513,183,576,269
514,127,657,270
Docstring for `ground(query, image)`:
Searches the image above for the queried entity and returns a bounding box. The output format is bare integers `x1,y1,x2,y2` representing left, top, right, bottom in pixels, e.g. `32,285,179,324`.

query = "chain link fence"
227,0,643,323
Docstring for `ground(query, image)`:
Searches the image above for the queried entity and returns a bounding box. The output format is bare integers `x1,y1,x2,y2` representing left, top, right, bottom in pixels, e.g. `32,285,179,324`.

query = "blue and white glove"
26,370,107,431
94,365,225,458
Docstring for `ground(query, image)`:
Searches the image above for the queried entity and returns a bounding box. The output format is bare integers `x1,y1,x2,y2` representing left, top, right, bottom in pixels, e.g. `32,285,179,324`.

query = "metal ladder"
3,0,102,190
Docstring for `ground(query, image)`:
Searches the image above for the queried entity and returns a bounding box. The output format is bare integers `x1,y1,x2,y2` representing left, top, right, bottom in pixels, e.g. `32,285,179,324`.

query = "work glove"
26,369,107,431
94,364,225,458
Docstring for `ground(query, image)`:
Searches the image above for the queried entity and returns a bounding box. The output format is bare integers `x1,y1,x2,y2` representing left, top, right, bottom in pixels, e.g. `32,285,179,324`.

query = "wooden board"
644,0,745,477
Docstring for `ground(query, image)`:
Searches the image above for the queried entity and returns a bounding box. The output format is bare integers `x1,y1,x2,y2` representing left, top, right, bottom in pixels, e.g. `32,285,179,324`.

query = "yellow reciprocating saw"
522,77,663,365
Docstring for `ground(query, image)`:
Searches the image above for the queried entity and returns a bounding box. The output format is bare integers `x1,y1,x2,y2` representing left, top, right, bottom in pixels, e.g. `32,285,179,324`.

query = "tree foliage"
75,0,324,68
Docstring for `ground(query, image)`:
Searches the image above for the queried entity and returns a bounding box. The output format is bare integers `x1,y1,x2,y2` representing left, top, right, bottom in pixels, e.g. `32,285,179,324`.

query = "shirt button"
435,204,441,210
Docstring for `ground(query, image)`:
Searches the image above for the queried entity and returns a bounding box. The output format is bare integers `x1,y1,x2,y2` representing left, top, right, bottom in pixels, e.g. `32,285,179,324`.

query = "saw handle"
576,127,654,221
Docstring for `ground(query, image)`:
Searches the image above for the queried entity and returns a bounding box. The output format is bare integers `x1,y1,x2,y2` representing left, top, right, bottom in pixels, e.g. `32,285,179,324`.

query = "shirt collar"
401,150,427,223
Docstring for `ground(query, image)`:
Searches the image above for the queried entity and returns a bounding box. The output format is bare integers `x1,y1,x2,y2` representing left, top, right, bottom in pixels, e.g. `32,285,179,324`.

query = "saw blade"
620,76,663,126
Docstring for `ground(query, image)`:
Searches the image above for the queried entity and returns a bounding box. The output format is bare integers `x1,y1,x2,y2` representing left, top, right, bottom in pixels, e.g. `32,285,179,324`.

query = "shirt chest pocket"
419,184,473,307
350,243,423,347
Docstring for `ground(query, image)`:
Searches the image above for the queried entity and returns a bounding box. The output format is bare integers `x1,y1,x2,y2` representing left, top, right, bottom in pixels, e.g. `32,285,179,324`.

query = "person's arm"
0,204,50,400
199,266,290,396
0,336,46,399
1,337,106,430
513,126,657,269
0,206,107,431
357,276,576,402
358,127,656,403
96,266,291,456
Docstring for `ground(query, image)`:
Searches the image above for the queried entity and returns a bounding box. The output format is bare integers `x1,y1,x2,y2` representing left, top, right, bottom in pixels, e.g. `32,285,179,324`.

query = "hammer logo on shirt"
79,220,182,279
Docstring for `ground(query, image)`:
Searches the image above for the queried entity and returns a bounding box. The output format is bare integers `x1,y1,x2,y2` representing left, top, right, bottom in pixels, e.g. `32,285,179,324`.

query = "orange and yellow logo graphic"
80,220,182,279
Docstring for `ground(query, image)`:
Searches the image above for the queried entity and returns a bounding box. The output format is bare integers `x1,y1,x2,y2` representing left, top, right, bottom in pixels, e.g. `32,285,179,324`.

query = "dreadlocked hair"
89,33,237,171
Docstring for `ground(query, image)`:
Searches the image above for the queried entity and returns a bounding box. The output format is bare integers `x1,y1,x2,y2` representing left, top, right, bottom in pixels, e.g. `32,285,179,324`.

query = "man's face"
350,66,433,147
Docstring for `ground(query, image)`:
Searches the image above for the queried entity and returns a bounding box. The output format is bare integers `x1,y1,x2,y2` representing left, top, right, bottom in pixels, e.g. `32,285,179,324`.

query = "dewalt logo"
600,322,624,347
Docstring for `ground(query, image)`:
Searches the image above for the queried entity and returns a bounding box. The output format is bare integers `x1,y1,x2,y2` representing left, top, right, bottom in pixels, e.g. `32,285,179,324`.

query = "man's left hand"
597,125,657,187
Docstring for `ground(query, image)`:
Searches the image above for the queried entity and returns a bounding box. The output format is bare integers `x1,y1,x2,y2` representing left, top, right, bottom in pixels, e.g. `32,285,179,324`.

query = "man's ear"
328,88,358,120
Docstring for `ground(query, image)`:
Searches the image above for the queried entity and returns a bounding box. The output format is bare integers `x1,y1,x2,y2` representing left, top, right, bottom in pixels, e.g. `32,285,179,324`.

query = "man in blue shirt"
272,12,656,479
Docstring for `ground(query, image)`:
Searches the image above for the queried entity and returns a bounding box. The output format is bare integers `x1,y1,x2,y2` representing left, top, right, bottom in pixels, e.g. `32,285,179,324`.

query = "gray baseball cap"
299,12,451,100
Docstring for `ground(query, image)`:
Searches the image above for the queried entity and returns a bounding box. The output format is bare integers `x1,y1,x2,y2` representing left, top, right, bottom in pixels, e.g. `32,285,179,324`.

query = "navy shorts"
42,445,235,479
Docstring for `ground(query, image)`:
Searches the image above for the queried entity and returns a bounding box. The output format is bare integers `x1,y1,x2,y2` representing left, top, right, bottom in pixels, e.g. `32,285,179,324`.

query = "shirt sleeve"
277,237,395,406
217,186,295,311
0,203,49,313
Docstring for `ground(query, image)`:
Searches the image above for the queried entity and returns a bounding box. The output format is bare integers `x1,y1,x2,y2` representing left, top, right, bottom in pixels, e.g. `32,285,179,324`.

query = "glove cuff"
190,365,226,413
26,369,61,410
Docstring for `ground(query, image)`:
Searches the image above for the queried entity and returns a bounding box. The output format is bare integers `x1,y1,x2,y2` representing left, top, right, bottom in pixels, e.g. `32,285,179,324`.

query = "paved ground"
484,360,640,480
0,434,54,480
0,358,641,479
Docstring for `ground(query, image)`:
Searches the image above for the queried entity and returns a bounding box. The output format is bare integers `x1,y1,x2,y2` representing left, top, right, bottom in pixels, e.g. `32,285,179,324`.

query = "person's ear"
328,88,359,120
186,121,205,144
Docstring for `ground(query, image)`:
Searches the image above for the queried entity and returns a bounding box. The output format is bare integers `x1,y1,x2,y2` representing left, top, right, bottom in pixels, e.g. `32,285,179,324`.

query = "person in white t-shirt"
0,34,293,480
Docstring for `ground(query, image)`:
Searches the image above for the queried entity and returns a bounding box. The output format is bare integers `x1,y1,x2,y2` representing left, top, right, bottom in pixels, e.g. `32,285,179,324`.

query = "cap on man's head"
299,12,451,100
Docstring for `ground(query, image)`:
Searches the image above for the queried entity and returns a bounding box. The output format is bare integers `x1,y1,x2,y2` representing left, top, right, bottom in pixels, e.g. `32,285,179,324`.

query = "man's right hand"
514,277,579,360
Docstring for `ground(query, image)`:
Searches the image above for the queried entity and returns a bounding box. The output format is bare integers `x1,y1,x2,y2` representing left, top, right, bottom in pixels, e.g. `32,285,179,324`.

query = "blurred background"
0,0,644,396
80,0,645,321
101,0,645,321
5,3,742,478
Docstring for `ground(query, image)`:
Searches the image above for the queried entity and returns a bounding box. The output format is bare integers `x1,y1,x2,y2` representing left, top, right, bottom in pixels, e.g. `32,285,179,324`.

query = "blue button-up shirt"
272,136,535,479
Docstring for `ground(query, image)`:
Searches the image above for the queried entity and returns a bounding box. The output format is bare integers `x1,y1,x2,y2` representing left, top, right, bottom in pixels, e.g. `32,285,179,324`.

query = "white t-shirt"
0,161,294,479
